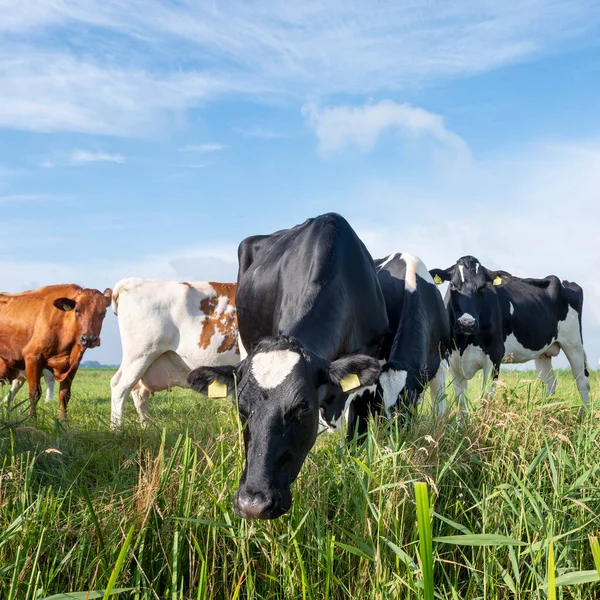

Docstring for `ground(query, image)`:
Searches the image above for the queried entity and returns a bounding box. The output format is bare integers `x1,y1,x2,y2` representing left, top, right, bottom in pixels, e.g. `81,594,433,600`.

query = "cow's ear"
53,297,76,312
103,288,113,306
325,355,381,392
487,270,512,287
187,364,241,398
429,268,451,285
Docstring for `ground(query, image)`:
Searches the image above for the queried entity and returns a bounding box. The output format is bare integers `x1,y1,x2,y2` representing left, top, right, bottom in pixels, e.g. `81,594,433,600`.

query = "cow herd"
0,213,591,519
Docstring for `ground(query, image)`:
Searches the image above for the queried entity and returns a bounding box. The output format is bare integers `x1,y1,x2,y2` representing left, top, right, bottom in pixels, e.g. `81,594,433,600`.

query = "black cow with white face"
430,255,590,409
187,213,388,520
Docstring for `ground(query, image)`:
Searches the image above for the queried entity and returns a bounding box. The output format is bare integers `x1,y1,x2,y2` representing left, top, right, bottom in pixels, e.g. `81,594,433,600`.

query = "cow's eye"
296,402,312,419
74,309,81,316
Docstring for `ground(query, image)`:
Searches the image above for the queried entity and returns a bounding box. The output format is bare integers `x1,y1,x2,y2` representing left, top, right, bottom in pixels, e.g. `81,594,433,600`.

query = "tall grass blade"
590,536,600,574
102,526,135,600
414,482,434,600
547,537,556,600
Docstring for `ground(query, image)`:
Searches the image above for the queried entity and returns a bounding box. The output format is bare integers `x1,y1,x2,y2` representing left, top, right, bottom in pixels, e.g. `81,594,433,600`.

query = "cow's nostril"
235,489,277,519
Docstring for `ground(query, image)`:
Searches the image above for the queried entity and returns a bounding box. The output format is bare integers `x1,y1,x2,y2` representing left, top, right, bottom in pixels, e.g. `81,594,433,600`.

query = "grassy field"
1,368,599,599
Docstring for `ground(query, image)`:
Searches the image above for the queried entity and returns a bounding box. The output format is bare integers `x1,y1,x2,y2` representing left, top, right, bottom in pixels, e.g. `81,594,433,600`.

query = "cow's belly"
449,345,489,380
503,334,558,364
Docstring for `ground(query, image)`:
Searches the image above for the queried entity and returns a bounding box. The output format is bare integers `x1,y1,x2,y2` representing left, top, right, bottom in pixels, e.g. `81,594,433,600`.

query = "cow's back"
237,213,388,360
377,253,450,369
0,284,83,362
497,276,569,349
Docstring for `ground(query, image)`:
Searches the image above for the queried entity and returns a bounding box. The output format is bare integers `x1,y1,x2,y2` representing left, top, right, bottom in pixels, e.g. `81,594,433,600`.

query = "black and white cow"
187,213,388,520
321,252,451,429
430,256,590,409
375,253,451,416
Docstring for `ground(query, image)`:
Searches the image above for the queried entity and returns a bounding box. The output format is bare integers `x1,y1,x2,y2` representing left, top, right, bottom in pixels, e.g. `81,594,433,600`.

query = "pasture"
1,369,599,599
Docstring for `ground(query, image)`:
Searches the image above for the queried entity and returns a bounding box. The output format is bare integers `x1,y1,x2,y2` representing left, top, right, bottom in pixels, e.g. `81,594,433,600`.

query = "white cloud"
302,100,469,158
1,1,599,134
0,52,242,135
180,162,212,169
69,150,125,164
233,126,285,139
180,143,226,152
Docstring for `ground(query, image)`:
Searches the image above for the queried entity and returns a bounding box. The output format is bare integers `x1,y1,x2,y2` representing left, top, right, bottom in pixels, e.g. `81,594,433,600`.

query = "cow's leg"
561,344,590,407
429,362,447,415
4,377,25,403
131,384,151,427
110,353,160,427
24,358,42,418
534,355,557,397
43,370,55,401
57,373,76,422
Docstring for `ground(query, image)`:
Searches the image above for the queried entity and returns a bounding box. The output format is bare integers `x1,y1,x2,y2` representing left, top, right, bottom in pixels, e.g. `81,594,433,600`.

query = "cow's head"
430,256,511,334
187,335,380,520
53,288,112,348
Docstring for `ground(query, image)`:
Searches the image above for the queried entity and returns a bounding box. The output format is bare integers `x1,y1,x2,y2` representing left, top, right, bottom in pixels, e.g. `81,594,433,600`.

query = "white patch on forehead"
458,312,475,322
509,301,514,315
475,263,480,274
379,368,408,413
458,264,465,282
251,350,301,389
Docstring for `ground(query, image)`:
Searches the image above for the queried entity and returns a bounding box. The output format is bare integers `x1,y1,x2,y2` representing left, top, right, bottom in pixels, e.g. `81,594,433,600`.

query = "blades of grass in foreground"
432,534,526,547
102,526,135,600
414,482,434,600
590,536,600,574
547,537,556,600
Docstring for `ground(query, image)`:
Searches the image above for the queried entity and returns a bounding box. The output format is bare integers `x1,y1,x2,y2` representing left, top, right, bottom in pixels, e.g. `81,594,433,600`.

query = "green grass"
1,368,599,599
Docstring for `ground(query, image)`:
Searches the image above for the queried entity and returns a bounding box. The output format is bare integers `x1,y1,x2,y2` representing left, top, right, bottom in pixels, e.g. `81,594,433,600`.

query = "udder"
134,352,191,393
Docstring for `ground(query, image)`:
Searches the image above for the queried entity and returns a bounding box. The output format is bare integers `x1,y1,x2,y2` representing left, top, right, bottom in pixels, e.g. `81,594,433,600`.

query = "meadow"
1,369,599,599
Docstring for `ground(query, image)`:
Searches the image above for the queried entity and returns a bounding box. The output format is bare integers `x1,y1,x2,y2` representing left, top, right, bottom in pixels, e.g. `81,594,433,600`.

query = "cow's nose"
234,489,277,519
457,314,476,331
79,335,98,347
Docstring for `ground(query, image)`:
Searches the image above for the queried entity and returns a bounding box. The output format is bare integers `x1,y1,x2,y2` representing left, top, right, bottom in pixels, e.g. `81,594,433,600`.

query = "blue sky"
1,0,600,369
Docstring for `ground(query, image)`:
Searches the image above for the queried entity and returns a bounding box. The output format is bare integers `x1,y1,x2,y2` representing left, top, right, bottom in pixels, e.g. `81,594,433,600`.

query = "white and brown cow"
110,278,240,427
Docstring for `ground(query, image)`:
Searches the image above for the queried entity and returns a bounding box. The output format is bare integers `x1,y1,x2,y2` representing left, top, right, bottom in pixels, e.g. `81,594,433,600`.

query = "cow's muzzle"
234,487,289,520
79,334,99,348
456,314,477,334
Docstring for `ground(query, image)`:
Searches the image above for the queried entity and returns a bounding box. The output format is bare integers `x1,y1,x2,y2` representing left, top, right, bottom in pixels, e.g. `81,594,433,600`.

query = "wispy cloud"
42,150,125,168
1,1,599,134
180,143,226,152
180,162,212,169
303,100,469,158
233,126,285,139
69,150,125,164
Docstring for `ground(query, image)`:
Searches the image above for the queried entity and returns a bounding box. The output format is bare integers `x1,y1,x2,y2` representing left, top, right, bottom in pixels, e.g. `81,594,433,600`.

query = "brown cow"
0,284,112,420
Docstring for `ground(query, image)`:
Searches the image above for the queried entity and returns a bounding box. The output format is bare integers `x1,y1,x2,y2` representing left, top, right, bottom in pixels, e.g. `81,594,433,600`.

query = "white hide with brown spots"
110,278,240,427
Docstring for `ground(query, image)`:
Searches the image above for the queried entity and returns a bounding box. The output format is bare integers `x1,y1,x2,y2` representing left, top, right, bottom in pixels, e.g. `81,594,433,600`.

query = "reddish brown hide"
0,284,112,420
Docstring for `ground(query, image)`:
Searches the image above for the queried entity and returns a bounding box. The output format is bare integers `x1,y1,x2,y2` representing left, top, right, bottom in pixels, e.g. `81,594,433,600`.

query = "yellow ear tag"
339,373,361,393
433,274,443,285
492,276,502,286
207,381,228,398
63,303,74,311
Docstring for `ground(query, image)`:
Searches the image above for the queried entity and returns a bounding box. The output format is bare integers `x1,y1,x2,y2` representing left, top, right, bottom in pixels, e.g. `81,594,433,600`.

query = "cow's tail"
111,279,130,316
561,280,590,373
